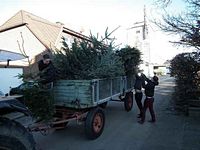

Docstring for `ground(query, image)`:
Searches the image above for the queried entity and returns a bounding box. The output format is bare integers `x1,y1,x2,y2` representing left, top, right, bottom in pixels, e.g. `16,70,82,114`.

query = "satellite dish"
0,49,26,62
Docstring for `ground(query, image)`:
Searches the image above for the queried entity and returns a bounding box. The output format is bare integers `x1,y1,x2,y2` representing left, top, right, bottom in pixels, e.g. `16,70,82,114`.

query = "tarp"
0,49,26,62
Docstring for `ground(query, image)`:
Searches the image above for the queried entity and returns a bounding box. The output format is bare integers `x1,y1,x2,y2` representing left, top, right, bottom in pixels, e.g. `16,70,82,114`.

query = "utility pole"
127,5,151,76
143,5,147,40
143,5,151,77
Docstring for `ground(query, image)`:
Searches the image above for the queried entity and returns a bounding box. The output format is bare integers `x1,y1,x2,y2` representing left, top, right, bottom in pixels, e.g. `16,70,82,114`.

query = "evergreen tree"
53,30,124,79
116,46,142,76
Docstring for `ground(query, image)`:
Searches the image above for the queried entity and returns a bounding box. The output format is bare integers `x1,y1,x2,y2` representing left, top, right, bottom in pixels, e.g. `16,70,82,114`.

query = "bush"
170,52,200,111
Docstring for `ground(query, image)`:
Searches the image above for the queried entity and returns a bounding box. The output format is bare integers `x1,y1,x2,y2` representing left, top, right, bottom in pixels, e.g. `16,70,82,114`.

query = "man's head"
43,54,51,65
152,76,158,82
152,76,159,85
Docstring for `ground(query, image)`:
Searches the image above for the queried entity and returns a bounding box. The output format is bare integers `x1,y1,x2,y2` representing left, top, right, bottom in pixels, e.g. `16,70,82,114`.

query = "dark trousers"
141,97,155,122
135,92,143,115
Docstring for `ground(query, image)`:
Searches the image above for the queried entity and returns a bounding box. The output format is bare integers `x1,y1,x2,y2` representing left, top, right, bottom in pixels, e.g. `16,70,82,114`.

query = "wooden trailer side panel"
53,80,94,108
53,76,135,109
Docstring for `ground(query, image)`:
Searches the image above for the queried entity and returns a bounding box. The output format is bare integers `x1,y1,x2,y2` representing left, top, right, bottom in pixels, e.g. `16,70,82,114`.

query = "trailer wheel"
124,92,133,112
85,107,105,140
99,102,108,109
0,117,36,150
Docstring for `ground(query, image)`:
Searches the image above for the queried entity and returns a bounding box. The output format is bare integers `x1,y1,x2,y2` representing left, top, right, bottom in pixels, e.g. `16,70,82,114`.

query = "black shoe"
137,114,142,118
148,120,156,123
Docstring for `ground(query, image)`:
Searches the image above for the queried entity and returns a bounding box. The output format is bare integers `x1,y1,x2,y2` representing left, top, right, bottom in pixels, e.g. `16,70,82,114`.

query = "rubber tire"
99,102,108,109
85,107,105,140
0,117,36,150
124,92,133,112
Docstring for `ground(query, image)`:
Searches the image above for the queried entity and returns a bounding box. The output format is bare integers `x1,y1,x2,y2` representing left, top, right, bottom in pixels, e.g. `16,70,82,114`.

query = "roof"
0,49,27,62
0,10,90,49
0,10,62,49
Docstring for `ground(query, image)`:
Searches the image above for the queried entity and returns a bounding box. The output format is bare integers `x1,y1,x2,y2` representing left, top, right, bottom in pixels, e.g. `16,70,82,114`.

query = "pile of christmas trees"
53,29,141,79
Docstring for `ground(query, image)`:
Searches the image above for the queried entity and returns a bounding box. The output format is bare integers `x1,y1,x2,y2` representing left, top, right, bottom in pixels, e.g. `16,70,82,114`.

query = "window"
62,36,73,48
136,30,140,34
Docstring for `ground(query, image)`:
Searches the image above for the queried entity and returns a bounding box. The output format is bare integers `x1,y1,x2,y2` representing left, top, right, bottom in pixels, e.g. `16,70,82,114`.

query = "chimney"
56,22,64,26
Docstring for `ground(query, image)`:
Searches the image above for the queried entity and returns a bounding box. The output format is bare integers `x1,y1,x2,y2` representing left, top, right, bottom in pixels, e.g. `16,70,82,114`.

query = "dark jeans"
141,97,155,122
135,92,143,115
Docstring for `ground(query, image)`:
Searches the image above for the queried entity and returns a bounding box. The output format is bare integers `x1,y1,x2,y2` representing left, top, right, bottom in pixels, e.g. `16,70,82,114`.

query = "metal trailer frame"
27,76,135,139
54,76,135,108
92,76,133,105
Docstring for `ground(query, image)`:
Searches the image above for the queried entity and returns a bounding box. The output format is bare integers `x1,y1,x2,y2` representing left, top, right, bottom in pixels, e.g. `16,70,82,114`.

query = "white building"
0,10,90,93
0,10,90,66
127,21,154,77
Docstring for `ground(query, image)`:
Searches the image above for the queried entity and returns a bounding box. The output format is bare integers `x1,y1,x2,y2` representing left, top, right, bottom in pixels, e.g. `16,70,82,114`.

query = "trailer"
0,50,136,150
28,76,135,139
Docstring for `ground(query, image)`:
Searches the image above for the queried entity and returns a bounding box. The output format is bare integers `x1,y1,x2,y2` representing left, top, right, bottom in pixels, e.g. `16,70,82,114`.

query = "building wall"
127,26,143,48
153,66,168,75
0,25,46,66
127,26,150,62
139,63,154,77
127,25,151,76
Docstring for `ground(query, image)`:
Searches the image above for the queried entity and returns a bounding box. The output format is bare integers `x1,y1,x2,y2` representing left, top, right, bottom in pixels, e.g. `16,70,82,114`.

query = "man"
134,73,144,118
38,54,56,85
138,73,159,124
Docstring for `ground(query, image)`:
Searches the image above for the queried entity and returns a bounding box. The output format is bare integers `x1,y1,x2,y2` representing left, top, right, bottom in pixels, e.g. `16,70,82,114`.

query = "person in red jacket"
138,73,159,124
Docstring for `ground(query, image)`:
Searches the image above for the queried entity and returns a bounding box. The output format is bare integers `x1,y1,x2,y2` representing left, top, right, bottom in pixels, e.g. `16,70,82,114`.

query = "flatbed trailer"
28,76,135,139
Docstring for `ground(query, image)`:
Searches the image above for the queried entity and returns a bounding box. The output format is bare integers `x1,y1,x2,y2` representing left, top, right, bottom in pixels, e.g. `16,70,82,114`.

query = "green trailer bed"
53,76,135,109
28,76,135,140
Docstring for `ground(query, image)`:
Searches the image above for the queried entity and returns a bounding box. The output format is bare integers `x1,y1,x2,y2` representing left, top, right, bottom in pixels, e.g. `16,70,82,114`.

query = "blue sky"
0,0,188,63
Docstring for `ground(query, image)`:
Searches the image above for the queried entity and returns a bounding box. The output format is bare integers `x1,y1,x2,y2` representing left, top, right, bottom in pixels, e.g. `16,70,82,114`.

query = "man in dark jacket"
138,73,159,124
134,73,144,118
38,54,56,85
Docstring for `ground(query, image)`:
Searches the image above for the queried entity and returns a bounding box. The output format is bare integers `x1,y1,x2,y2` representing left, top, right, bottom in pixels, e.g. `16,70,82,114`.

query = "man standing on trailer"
38,54,56,86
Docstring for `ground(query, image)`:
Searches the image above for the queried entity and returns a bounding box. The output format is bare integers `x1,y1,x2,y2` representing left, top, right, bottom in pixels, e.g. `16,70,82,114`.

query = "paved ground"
32,76,200,150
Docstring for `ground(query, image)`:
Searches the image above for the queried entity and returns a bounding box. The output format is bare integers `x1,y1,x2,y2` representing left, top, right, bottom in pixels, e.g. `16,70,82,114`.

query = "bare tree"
17,32,34,79
154,0,200,50
154,0,172,8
